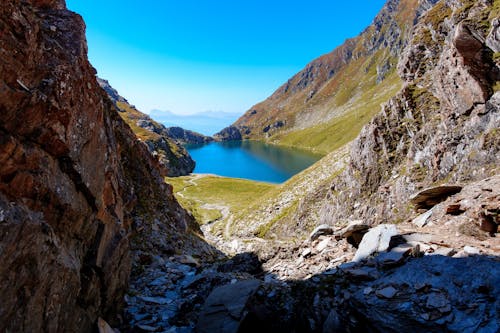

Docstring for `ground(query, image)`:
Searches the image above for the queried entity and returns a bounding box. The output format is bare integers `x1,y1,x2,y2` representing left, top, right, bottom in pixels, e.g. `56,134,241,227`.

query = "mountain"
226,0,499,240
150,109,241,136
0,1,211,331
97,78,197,176
215,0,440,153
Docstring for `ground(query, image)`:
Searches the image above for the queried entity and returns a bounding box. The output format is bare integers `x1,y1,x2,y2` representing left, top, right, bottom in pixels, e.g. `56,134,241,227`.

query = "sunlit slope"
219,0,431,153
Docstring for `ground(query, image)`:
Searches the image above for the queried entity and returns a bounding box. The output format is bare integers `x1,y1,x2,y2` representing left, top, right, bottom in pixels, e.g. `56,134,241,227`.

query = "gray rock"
463,246,480,255
196,280,261,333
316,237,331,252
376,250,407,267
402,233,433,244
301,248,312,258
350,255,500,332
429,247,456,257
353,224,399,262
138,296,171,305
410,186,462,210
323,309,342,332
486,18,500,53
412,208,433,228
376,286,398,299
425,292,451,313
309,224,334,241
137,324,159,332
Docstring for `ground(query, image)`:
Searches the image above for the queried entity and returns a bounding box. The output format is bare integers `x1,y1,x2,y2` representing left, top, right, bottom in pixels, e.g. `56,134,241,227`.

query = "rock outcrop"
0,1,201,331
318,0,499,227
97,78,196,176
164,126,213,145
213,125,242,141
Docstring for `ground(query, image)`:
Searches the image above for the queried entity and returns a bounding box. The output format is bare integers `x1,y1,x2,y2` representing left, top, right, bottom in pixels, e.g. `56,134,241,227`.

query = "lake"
185,141,322,183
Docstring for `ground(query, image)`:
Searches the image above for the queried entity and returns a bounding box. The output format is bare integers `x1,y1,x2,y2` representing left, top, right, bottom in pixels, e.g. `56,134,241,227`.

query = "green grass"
166,175,276,226
272,71,402,154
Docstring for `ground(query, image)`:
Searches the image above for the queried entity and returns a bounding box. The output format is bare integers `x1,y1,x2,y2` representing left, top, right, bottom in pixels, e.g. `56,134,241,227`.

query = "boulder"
196,280,261,333
335,220,370,247
410,186,462,210
353,224,399,262
309,224,334,241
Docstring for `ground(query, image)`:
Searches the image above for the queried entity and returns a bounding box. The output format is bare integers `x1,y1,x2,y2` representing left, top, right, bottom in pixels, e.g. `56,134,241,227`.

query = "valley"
0,0,499,332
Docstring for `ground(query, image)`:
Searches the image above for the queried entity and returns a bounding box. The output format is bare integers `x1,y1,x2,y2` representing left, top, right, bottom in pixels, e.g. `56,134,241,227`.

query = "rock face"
319,0,500,227
97,78,196,176
214,125,242,141
165,126,213,145
0,1,198,331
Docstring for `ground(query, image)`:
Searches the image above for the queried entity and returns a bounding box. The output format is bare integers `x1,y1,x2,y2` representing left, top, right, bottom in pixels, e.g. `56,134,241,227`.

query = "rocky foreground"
120,175,499,332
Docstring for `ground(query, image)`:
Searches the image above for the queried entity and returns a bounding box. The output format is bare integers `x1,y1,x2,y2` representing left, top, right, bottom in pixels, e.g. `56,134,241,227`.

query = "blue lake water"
185,141,322,183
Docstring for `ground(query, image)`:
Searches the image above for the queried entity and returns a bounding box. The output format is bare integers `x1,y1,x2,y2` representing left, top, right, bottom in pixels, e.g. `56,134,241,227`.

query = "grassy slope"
167,175,276,227
274,71,402,154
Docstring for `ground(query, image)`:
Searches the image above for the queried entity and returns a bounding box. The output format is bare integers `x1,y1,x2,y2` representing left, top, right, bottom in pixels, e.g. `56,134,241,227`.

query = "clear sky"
66,0,386,115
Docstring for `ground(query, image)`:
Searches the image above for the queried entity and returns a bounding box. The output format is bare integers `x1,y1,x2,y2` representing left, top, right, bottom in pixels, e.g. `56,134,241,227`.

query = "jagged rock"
176,255,200,267
309,224,334,241
164,126,213,145
335,220,370,247
97,78,196,176
0,1,201,331
213,126,242,141
486,18,500,53
348,255,500,332
412,208,434,227
376,286,398,299
322,309,342,332
353,224,399,262
376,246,409,267
196,280,261,333
410,186,463,210
316,237,331,252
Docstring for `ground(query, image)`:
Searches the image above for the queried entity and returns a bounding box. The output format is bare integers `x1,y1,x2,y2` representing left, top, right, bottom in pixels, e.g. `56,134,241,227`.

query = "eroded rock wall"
0,0,197,331
320,0,499,226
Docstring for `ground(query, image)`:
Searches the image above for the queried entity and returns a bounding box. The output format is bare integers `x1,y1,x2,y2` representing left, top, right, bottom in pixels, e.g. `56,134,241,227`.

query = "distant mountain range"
149,110,241,136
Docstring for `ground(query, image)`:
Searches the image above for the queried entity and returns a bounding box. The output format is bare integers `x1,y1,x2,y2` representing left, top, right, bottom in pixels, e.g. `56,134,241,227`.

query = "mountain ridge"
215,0,440,154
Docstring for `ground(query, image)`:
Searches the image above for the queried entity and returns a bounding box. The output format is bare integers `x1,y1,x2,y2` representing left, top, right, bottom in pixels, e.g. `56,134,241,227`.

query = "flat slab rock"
353,224,399,262
196,279,261,333
410,185,462,209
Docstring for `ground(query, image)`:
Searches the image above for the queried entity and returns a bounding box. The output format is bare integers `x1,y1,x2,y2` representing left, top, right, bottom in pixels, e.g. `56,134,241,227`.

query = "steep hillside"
97,78,197,176
216,0,441,153
212,0,499,243
0,1,208,331
318,0,499,226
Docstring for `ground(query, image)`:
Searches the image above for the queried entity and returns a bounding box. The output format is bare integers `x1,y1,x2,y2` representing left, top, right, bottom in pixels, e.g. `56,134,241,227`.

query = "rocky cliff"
318,0,499,227
0,0,203,331
97,78,196,176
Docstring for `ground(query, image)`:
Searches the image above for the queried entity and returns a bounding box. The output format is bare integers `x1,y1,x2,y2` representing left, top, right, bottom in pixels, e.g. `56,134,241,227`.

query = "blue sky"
66,0,386,115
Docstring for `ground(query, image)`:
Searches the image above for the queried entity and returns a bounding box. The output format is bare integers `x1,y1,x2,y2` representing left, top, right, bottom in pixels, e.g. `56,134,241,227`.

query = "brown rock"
410,186,463,210
0,0,197,332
